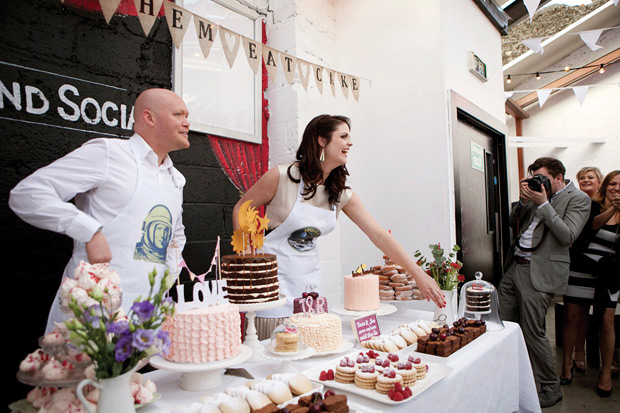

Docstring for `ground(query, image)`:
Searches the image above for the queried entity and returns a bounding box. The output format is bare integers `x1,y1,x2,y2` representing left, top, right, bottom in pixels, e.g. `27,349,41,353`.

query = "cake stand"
149,344,252,391
236,294,287,362
331,303,397,317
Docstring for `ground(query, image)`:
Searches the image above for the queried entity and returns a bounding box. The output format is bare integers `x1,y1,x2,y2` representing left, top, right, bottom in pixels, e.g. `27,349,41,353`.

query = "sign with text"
351,314,380,343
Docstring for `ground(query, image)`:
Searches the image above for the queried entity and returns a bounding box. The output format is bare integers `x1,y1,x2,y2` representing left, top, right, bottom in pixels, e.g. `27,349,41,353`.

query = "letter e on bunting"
297,59,311,91
350,75,360,102
133,0,165,36
263,46,279,82
242,36,262,74
219,26,241,68
163,1,193,49
313,64,324,94
280,52,297,86
193,16,219,59
99,0,122,24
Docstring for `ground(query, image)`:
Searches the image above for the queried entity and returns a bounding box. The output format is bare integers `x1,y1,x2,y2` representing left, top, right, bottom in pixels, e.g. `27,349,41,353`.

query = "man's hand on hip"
86,231,112,264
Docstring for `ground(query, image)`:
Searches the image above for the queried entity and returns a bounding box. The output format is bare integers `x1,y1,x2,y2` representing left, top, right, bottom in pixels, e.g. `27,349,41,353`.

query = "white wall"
258,0,505,305
505,28,620,203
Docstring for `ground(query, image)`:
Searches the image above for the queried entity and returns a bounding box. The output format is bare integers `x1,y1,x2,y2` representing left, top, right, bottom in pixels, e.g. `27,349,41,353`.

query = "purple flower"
157,330,171,355
114,334,133,362
106,320,129,335
132,329,155,351
132,301,155,321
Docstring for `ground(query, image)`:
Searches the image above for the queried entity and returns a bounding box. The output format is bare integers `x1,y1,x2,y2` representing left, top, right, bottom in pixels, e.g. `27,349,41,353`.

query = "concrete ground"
542,295,620,412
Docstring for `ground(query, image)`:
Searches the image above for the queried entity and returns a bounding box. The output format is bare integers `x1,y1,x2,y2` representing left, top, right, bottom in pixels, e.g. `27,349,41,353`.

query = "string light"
504,60,618,82
507,75,511,84
599,64,605,74
564,65,570,71
536,72,541,80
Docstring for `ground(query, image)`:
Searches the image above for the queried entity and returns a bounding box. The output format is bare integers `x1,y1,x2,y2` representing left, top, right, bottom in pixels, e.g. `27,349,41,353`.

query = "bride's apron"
258,178,337,318
45,139,183,333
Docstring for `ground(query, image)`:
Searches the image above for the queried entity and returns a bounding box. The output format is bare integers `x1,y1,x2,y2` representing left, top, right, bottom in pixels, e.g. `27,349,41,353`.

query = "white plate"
394,329,490,363
277,386,358,412
265,341,310,356
149,344,252,372
331,303,397,317
311,340,355,357
261,344,315,361
305,350,452,405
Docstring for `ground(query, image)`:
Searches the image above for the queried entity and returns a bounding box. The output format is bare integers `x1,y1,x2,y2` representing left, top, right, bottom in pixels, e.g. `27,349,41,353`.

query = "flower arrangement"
64,268,176,379
414,243,465,291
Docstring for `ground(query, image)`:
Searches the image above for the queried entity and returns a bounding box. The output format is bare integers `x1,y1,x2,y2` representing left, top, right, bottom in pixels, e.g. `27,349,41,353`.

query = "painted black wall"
1,1,239,406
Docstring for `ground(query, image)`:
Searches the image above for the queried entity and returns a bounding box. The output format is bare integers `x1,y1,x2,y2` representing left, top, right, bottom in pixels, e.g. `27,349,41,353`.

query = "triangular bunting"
338,73,350,99
133,0,164,37
350,75,360,102
504,91,514,101
280,52,297,86
263,46,279,82
313,64,324,94
242,36,262,74
163,1,193,49
523,0,541,23
522,37,544,55
219,27,241,68
99,0,122,24
326,69,337,97
193,16,219,59
572,86,589,107
297,59,311,91
579,30,603,52
615,0,619,6
537,89,551,108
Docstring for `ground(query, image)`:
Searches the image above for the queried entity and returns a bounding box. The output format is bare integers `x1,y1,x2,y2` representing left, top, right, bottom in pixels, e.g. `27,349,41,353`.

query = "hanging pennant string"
501,25,620,44
505,81,620,95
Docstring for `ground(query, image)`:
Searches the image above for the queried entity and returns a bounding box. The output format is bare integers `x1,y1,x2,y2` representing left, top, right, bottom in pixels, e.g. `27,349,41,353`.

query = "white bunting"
537,89,552,108
219,27,241,68
523,0,541,23
350,75,360,102
522,38,544,55
99,0,122,24
242,36,262,74
615,0,619,6
280,52,297,86
297,59,311,91
163,2,192,49
133,0,164,37
572,86,589,107
326,69,337,97
504,91,514,101
579,30,604,51
263,46,279,82
193,16,219,59
313,64,324,94
338,73,350,99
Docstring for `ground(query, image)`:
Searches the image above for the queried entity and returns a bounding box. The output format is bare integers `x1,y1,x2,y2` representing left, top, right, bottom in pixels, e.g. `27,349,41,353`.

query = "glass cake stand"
236,294,287,362
331,303,397,317
149,344,252,391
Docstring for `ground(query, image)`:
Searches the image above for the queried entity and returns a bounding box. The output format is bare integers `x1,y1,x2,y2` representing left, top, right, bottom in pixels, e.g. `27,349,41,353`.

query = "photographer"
499,157,590,408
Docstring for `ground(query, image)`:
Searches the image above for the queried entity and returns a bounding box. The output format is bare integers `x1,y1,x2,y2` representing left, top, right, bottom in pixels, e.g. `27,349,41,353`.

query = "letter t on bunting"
280,52,297,86
163,2,193,49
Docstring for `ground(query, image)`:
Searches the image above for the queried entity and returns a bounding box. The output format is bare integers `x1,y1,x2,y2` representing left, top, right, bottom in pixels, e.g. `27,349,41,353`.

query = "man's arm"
538,191,591,246
8,139,109,243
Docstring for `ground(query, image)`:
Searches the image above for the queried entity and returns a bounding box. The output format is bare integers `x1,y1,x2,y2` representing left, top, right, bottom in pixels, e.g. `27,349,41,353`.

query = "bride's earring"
320,148,325,162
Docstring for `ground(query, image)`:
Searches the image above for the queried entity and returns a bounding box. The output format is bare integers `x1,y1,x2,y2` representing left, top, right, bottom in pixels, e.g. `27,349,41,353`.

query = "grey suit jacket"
505,181,591,294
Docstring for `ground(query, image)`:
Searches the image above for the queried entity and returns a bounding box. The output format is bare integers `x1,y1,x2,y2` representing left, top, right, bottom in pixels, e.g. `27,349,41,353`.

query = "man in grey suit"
499,157,590,408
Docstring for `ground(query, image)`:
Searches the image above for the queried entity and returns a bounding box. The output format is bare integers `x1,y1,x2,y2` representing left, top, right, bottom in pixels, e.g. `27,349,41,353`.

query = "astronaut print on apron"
260,178,337,318
46,139,182,333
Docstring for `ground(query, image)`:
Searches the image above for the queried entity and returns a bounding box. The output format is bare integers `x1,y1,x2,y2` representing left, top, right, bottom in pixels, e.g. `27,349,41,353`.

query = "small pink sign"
351,314,380,343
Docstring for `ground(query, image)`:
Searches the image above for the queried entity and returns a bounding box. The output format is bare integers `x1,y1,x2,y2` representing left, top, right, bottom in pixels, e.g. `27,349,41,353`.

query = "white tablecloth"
141,308,541,413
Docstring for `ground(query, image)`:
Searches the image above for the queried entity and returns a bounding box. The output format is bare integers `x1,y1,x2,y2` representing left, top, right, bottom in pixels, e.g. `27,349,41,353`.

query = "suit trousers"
499,262,561,396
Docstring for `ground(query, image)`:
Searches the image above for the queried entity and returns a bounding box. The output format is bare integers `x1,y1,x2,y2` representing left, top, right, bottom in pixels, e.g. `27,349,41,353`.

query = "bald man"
10,88,190,332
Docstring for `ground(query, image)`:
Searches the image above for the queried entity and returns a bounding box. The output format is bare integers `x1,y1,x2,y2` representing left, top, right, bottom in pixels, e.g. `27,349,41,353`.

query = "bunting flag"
326,69,337,97
280,52,297,86
220,26,241,68
313,64,324,94
193,16,219,59
297,59,311,91
100,0,122,24
351,75,360,102
133,0,164,36
579,30,604,51
536,89,552,108
615,0,619,6
522,38,544,55
242,36,262,74
338,73,350,99
163,1,192,49
524,0,541,23
572,85,589,107
263,46,279,82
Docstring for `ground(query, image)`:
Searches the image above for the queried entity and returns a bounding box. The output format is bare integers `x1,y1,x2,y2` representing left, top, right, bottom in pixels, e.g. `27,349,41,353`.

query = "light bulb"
507,75,512,84
564,65,570,71
599,64,605,74
536,72,541,80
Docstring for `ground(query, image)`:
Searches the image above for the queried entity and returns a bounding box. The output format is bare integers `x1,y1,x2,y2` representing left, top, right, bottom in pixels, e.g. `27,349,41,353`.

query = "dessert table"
141,308,541,413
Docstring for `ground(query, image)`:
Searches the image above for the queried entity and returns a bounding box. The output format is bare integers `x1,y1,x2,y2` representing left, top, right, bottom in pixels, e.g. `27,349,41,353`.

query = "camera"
525,174,551,192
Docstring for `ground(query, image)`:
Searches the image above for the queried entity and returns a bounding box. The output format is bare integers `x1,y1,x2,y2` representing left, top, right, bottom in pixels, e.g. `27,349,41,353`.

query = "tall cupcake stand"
236,294,287,362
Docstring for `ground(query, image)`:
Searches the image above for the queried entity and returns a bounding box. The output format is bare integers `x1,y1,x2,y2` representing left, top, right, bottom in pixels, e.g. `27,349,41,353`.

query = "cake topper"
175,279,229,313
231,200,270,255
300,295,326,316
351,264,368,277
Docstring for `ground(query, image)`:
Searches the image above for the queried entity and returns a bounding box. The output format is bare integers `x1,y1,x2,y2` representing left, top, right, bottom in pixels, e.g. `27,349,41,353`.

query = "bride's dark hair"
287,114,351,205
